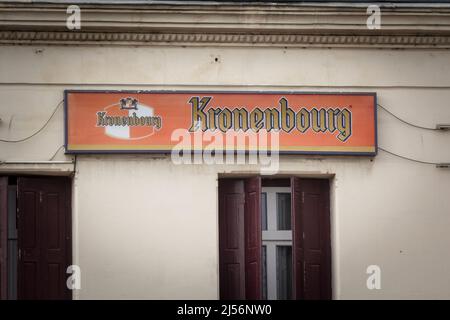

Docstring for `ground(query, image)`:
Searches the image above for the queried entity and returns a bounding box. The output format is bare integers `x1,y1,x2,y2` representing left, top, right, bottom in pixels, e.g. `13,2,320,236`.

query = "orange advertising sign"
65,90,377,155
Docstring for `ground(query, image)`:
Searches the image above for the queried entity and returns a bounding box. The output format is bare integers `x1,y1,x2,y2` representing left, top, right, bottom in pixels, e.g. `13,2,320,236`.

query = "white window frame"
261,187,292,300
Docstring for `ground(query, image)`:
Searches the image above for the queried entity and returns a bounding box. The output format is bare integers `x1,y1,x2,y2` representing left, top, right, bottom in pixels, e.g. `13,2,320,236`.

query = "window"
261,187,292,300
218,177,331,300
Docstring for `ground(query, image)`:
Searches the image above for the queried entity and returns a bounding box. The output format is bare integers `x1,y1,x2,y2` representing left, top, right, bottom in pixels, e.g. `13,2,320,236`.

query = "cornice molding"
1,3,450,48
1,30,450,48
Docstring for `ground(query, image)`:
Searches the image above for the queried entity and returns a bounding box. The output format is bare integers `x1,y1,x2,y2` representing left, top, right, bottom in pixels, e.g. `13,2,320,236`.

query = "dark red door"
244,177,261,300
219,179,246,299
17,177,71,300
219,177,262,300
291,178,331,300
0,177,7,300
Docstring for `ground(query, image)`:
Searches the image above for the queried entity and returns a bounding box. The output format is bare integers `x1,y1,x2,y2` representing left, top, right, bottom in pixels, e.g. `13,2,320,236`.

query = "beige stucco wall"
1,43,450,299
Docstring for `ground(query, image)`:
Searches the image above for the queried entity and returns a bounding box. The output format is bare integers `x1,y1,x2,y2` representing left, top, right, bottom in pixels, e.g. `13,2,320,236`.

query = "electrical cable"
49,145,65,161
73,154,78,178
377,103,449,165
1,99,447,166
378,147,443,165
377,103,440,131
0,100,63,143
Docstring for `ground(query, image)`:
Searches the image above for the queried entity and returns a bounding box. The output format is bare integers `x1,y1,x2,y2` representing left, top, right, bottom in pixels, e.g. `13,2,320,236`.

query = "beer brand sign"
64,91,377,155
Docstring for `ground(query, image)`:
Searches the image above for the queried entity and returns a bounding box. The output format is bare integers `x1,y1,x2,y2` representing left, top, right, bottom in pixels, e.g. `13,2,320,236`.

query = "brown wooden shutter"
244,177,262,299
18,177,71,300
291,177,304,300
219,179,246,299
291,178,331,300
0,177,7,300
219,177,262,300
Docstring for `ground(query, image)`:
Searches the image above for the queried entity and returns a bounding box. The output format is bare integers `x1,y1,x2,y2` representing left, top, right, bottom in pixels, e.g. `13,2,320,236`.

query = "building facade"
0,0,450,299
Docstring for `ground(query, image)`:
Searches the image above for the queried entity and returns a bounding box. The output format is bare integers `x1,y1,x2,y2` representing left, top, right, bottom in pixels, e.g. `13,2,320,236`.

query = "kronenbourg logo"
96,97,162,140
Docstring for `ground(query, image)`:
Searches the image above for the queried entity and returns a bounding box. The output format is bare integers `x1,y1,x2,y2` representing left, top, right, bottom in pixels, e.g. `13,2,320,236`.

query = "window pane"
261,192,267,230
276,246,292,300
262,246,267,300
277,193,291,230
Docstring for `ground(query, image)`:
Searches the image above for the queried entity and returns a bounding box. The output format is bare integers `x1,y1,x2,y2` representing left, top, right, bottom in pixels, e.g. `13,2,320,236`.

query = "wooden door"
219,177,262,300
219,179,246,299
244,177,261,300
0,177,7,300
291,178,331,300
17,177,71,300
